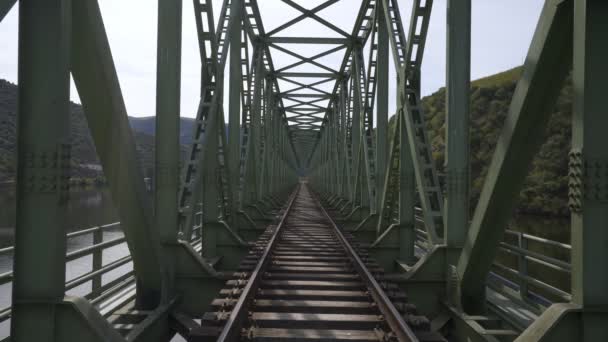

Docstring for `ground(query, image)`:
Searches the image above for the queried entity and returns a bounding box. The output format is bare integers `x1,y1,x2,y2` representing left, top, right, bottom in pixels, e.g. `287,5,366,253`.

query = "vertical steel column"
252,68,264,203
11,0,71,340
456,0,573,313
92,229,103,291
331,108,339,195
229,0,242,214
340,79,352,200
571,0,608,321
268,93,277,194
155,0,182,301
397,71,416,263
258,77,271,200
350,74,361,206
376,3,389,213
444,0,470,251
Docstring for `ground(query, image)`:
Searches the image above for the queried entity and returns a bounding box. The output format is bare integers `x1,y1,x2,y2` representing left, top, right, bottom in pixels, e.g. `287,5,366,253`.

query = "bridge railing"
0,222,131,324
0,205,204,329
413,218,571,311
491,229,571,306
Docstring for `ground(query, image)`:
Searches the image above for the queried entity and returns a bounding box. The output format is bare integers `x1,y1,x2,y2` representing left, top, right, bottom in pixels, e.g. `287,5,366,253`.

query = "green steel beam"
265,37,350,45
280,0,350,37
71,0,164,309
181,0,237,240
571,0,608,311
276,72,338,78
228,0,242,216
280,82,332,96
339,79,352,202
350,66,362,207
398,101,416,262
0,0,16,22
155,0,182,302
301,0,376,169
242,0,302,170
444,0,470,251
199,106,224,258
275,45,345,74
241,47,264,206
280,94,332,99
516,3,608,340
267,0,339,36
11,1,72,340
376,0,389,214
457,0,573,314
270,43,341,74
285,98,328,109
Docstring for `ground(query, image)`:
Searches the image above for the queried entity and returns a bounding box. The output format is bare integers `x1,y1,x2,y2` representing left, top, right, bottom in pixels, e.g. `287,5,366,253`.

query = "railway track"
200,183,445,342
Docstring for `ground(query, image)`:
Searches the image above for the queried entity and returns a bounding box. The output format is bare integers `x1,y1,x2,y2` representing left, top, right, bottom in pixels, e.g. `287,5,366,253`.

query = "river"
0,186,130,338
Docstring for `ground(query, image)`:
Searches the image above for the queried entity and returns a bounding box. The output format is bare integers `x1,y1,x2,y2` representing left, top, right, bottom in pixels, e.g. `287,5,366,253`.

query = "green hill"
471,66,523,88
0,79,188,183
421,66,572,216
2,66,574,216
129,116,196,146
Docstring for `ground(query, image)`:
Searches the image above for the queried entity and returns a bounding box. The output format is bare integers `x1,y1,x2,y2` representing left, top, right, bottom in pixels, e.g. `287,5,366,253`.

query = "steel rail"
217,184,301,342
312,189,420,342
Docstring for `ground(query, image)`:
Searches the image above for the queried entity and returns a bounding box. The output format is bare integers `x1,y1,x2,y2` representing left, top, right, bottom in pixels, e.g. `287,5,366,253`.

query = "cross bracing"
3,0,608,341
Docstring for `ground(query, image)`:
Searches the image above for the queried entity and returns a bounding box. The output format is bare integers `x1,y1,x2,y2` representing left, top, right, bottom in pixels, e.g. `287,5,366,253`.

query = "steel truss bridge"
1,0,607,341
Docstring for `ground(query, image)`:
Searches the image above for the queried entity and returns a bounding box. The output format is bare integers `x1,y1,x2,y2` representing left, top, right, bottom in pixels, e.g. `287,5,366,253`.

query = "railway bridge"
1,0,607,341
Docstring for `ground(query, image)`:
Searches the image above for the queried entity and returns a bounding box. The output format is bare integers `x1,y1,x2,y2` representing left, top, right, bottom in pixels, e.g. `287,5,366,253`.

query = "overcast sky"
0,0,544,118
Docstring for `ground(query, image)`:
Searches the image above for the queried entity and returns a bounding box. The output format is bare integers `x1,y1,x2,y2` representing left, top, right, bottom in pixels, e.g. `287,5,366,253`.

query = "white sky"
0,0,544,118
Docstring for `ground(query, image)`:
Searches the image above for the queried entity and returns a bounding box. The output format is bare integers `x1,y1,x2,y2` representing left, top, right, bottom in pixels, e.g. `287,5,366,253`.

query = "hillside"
421,66,572,216
129,116,196,146
0,79,189,183
1,67,573,216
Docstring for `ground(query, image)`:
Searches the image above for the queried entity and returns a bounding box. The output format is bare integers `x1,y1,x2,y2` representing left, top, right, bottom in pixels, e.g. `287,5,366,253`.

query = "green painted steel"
228,0,242,218
570,0,608,309
456,0,573,314
9,0,608,340
155,0,182,303
397,109,416,263
375,0,389,217
444,0,471,253
0,0,16,22
12,1,72,340
71,0,164,308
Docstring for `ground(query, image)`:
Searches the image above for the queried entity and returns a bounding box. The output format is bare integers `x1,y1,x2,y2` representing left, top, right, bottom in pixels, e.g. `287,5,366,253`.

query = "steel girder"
155,0,182,304
456,0,574,314
71,0,166,309
12,0,166,340
514,1,608,341
308,0,443,246
12,0,608,341
12,1,74,339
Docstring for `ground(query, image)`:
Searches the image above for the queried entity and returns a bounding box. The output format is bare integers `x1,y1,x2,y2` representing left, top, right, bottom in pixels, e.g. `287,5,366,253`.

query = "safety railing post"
92,228,103,292
516,232,529,299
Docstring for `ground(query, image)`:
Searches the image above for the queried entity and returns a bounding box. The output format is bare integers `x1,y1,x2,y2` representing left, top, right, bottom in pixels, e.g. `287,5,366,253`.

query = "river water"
0,186,571,337
0,186,130,337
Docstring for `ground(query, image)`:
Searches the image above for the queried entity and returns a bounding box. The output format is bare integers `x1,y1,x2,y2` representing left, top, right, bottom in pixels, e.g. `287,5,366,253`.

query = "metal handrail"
65,255,132,291
503,229,571,250
0,221,131,324
412,217,572,308
0,222,122,257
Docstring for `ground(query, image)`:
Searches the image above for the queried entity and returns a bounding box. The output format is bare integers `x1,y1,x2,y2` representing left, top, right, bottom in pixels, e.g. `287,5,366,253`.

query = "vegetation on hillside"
0,79,187,183
420,66,572,216
2,64,574,216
